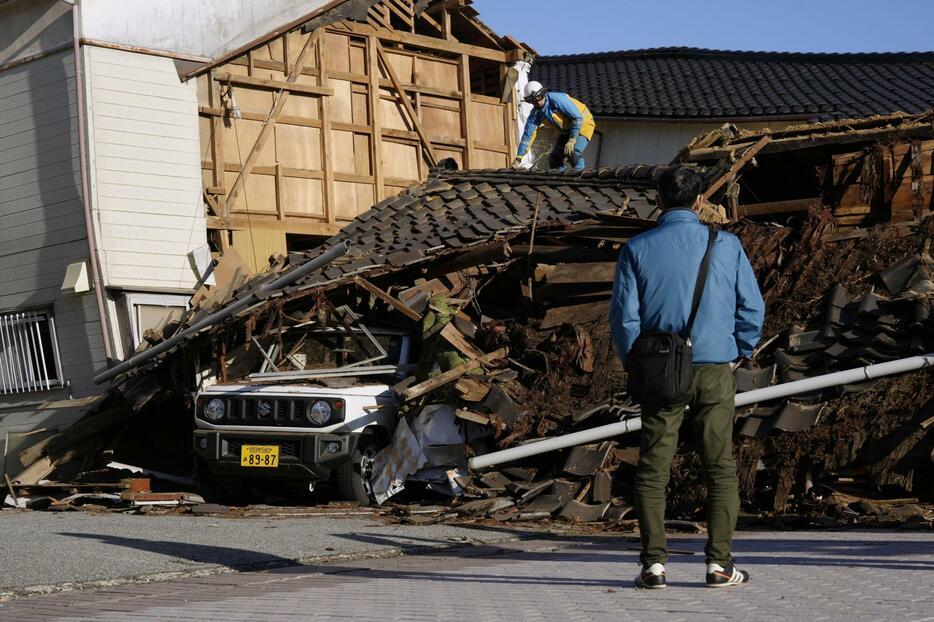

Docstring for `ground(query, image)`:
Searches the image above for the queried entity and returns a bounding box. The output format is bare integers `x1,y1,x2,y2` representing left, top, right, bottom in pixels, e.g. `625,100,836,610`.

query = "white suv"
193,329,410,504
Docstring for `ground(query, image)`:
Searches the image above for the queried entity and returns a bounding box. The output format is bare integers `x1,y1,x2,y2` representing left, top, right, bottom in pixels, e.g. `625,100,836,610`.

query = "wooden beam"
367,35,385,201
316,32,336,224
735,197,820,218
214,71,334,97
685,125,933,162
354,276,423,321
701,136,772,200
207,215,344,236
418,9,444,35
209,71,226,210
225,31,321,213
342,21,507,62
402,347,508,401
459,54,474,169
376,42,438,167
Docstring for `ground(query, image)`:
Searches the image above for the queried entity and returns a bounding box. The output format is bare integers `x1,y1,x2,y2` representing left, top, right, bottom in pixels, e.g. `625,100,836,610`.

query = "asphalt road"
4,529,934,621
0,508,526,598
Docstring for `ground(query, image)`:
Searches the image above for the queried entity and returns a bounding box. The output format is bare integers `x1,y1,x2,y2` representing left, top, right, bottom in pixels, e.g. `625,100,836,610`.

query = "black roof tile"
531,47,934,120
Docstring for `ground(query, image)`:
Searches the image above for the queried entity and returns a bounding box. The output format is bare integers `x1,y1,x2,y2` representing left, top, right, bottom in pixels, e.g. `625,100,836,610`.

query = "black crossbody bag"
627,226,717,409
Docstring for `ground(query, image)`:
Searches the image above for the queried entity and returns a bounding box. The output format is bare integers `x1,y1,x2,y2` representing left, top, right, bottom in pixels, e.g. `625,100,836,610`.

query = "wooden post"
376,41,438,167
275,163,284,220
210,74,227,219
224,30,321,213
367,35,384,201
317,31,336,224
442,7,452,40
459,54,474,169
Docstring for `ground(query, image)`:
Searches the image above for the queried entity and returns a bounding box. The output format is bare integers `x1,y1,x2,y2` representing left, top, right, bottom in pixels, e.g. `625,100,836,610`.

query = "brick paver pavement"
3,530,933,621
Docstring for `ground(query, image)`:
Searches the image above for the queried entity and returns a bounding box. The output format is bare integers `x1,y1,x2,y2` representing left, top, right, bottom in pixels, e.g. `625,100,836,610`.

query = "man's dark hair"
657,166,704,209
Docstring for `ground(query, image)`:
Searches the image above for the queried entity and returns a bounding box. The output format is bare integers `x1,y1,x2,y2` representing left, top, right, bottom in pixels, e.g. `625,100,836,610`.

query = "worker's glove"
563,137,576,158
512,155,524,169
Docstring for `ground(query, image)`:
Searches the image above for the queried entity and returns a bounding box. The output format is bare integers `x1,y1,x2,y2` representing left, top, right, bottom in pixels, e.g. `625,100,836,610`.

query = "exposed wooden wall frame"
376,40,438,167
223,30,323,213
197,0,525,264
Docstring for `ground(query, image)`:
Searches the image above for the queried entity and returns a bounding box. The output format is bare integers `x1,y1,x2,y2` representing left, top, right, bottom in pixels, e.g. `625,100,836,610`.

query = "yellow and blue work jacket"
516,92,596,157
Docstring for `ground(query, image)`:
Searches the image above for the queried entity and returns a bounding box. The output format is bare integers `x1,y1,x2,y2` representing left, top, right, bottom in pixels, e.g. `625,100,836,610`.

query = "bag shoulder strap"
685,226,717,338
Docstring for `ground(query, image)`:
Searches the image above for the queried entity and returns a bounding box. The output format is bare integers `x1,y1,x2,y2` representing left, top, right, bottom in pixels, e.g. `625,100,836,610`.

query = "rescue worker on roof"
512,81,596,171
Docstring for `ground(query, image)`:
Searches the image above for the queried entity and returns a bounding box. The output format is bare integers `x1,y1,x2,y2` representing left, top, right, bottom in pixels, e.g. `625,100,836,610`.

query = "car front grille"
201,396,345,428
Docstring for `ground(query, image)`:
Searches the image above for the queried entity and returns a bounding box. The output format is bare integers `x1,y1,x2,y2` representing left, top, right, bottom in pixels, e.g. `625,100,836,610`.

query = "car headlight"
306,400,332,425
204,398,225,422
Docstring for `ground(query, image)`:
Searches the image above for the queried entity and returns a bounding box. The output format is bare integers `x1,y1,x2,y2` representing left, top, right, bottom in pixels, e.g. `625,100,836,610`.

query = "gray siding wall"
0,50,108,479
0,0,73,67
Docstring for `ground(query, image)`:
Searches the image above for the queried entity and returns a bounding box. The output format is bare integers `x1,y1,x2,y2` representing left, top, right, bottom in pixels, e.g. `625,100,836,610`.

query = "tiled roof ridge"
536,46,934,64
428,164,664,186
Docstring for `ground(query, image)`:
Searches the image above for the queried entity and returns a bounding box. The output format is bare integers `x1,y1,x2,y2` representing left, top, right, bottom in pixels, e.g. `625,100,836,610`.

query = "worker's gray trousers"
634,363,739,566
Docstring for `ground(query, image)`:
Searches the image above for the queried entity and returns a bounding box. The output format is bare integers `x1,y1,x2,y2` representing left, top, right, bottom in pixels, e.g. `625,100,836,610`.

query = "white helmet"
523,81,545,103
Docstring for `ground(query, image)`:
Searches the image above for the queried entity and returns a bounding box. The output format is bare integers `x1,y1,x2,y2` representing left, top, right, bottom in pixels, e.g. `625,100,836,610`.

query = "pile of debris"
6,112,934,529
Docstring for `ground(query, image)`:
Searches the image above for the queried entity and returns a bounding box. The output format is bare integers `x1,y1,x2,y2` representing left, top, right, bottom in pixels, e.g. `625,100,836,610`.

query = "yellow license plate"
240,445,279,468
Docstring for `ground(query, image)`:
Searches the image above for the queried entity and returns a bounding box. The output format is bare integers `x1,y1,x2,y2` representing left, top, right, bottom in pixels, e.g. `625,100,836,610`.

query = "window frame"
123,293,190,348
0,309,64,395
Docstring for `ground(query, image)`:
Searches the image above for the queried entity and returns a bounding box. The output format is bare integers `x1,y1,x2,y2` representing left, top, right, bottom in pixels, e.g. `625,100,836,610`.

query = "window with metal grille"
0,310,64,394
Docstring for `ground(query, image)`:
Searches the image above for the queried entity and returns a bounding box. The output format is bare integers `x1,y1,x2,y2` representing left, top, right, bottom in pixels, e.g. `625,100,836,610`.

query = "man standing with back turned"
610,166,765,589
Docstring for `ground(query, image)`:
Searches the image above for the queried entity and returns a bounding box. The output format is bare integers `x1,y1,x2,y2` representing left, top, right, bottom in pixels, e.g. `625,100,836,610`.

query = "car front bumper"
193,429,360,480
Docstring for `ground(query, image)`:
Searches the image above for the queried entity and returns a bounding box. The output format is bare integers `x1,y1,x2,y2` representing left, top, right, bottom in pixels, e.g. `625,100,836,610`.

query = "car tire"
335,435,382,505
197,461,249,506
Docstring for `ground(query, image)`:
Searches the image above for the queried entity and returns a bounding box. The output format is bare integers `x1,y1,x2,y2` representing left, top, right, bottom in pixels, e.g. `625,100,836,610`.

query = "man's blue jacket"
610,208,765,365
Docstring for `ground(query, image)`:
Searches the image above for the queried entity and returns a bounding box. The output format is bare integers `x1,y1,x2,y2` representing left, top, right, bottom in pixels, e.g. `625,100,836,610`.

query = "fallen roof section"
676,111,934,228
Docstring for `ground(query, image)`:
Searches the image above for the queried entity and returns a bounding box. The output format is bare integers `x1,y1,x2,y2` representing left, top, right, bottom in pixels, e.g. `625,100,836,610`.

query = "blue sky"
471,0,934,55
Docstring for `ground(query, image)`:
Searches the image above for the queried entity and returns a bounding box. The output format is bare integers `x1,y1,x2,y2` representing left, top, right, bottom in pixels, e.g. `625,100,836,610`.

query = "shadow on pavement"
59,532,299,570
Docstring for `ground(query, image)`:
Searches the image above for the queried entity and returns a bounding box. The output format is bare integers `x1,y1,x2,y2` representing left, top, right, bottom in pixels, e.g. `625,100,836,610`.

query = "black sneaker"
634,562,667,589
705,562,750,587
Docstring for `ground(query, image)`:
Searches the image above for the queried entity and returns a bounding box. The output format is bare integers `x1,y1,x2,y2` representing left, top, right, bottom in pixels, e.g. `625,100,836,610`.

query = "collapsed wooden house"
0,0,530,482
678,111,934,229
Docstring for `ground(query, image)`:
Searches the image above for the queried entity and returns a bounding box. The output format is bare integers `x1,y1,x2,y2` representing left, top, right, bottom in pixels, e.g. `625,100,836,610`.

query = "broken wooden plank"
544,262,617,284
440,322,485,359
402,347,507,401
454,377,490,402
702,136,772,200
214,71,334,97
354,276,422,321
735,197,820,218
454,408,491,425
540,300,609,329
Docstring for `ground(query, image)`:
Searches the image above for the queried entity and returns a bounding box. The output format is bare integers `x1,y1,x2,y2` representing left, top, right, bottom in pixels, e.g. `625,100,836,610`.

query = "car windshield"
285,330,405,370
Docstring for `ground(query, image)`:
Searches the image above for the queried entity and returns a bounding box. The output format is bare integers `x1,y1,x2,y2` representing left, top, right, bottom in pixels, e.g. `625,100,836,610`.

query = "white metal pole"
468,353,934,470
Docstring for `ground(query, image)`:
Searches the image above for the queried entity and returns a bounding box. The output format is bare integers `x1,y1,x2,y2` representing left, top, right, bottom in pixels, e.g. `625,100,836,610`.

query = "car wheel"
335,436,381,505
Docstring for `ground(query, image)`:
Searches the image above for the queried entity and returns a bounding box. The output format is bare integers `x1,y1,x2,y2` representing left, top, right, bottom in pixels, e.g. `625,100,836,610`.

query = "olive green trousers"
634,363,739,566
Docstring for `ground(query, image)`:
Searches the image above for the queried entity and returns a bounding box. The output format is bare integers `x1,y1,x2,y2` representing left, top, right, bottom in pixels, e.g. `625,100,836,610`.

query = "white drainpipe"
468,352,934,470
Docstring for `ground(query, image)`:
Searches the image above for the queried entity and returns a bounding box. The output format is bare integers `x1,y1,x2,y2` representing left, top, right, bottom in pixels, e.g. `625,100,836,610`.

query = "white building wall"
80,0,333,59
592,119,795,166
84,46,206,291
